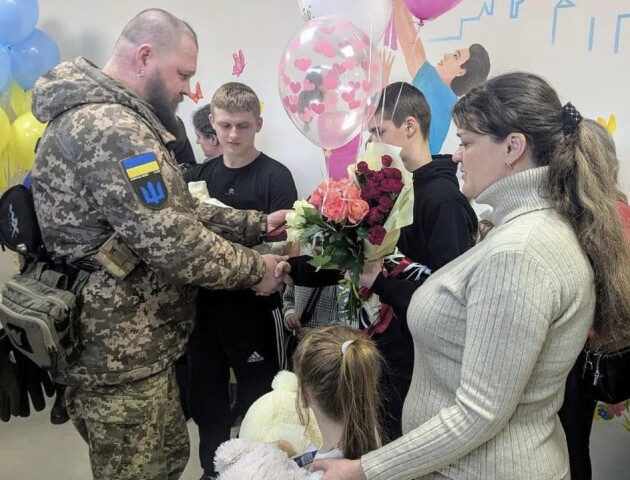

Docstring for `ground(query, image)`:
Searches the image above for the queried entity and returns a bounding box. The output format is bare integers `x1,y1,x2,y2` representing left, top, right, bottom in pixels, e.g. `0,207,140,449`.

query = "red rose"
390,169,402,181
381,155,393,167
368,225,387,245
367,207,384,226
374,170,386,183
357,161,370,174
381,179,404,194
377,195,394,213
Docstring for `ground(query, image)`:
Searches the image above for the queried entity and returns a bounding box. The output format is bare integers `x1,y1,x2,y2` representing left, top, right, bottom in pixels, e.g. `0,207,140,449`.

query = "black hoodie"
372,155,478,311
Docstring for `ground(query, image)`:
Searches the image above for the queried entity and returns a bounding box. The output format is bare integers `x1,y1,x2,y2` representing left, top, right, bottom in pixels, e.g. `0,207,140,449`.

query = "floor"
0,396,204,480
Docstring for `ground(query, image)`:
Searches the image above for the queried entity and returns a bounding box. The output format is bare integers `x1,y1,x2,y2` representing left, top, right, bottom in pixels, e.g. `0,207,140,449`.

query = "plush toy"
214,438,310,480
238,370,322,457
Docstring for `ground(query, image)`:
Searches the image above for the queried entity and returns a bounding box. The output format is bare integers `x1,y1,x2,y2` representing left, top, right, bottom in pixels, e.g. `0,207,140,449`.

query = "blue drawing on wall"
614,13,630,53
552,0,576,44
588,17,595,51
428,0,495,43
510,0,525,19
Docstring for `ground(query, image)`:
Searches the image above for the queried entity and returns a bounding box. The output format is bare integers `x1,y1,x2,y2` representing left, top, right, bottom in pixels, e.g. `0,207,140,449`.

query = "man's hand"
252,254,289,296
310,458,367,480
264,209,290,240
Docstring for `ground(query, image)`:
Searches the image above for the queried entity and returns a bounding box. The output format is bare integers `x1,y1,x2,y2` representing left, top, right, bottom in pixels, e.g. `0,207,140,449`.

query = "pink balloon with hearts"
278,16,382,150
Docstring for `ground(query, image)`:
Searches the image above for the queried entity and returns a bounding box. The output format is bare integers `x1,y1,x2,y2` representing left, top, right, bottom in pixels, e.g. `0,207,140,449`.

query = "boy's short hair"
211,82,261,117
376,82,431,141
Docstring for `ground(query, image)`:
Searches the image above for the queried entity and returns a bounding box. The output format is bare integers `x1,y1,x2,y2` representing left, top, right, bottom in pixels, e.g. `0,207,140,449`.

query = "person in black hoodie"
360,81,478,440
285,82,478,442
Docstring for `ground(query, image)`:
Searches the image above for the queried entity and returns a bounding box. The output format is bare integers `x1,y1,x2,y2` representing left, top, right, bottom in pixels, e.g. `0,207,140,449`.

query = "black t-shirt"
185,152,297,213
188,152,298,309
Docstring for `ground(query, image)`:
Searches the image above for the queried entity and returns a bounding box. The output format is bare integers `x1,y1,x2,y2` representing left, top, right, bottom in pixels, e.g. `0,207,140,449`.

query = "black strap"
300,287,323,326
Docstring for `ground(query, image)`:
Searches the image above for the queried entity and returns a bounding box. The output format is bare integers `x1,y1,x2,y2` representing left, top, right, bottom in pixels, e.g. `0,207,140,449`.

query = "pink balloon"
326,135,361,180
278,17,382,150
403,0,462,21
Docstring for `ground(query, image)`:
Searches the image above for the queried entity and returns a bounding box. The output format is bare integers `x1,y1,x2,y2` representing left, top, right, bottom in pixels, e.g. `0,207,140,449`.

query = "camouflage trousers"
66,366,189,480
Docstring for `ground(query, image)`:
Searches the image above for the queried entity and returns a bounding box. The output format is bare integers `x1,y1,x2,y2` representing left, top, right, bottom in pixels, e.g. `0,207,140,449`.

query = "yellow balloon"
0,107,10,152
10,82,33,117
0,149,10,190
11,112,47,171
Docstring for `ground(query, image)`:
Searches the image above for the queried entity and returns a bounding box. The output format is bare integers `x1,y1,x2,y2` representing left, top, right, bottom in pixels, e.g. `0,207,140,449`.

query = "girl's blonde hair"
292,325,383,459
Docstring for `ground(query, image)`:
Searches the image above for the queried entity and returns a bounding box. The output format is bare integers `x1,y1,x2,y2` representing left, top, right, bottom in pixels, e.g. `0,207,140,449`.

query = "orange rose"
309,190,324,209
322,192,348,223
347,199,369,224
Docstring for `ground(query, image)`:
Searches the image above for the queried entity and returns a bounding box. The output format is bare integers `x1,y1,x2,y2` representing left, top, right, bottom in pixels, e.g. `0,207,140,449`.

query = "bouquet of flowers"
286,142,414,319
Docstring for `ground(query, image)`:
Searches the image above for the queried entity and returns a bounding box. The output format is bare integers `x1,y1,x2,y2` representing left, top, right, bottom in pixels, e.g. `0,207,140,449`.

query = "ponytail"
547,119,630,350
293,325,383,459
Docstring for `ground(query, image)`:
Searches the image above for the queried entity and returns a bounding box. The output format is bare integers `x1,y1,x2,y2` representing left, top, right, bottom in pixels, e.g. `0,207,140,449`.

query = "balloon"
0,151,10,190
279,17,382,150
9,81,32,116
0,0,39,46
327,134,361,180
10,111,46,171
403,0,463,21
0,107,10,152
0,46,11,97
298,0,392,43
11,29,60,90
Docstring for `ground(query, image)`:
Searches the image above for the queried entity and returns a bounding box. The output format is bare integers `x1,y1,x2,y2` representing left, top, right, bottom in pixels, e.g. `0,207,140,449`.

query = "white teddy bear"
238,370,322,456
214,371,322,479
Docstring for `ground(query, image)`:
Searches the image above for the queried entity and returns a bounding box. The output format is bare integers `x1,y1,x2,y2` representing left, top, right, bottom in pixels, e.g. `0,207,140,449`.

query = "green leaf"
308,255,333,268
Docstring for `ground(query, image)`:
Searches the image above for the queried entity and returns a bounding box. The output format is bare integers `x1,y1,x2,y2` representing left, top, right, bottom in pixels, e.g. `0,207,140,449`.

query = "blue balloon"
11,29,60,90
0,0,39,46
0,46,11,96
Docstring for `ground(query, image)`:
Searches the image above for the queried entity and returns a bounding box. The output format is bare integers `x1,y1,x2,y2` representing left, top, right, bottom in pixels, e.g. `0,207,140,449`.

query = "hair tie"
341,340,354,354
562,102,583,135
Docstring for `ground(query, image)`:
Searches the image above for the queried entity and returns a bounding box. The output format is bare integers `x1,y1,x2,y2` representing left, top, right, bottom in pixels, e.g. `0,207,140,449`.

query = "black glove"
0,329,23,421
14,346,55,417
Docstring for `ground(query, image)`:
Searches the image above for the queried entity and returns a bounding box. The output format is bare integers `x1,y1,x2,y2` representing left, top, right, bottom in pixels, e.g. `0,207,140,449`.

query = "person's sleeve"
361,251,560,479
73,109,265,290
282,285,296,318
192,199,266,247
269,167,298,212
370,272,429,310
425,200,476,271
288,256,342,287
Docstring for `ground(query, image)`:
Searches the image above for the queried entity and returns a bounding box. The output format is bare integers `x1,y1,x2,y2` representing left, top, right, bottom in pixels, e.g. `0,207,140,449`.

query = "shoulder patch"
121,152,168,209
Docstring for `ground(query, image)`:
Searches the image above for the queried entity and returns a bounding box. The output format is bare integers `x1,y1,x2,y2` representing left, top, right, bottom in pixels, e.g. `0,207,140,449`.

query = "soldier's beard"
145,71,181,136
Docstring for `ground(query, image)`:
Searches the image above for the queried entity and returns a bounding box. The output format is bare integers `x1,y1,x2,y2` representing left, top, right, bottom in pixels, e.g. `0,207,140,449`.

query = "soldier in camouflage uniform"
30,9,288,480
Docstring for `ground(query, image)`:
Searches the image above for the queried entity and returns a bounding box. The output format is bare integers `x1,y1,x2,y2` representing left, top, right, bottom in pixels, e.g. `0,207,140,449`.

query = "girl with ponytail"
292,325,383,478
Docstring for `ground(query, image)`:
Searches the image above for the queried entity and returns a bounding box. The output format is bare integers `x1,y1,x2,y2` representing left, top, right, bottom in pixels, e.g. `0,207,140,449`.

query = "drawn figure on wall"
393,0,491,153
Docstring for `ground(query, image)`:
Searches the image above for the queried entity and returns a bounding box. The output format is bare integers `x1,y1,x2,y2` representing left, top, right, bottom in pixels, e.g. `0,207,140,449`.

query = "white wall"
4,0,630,477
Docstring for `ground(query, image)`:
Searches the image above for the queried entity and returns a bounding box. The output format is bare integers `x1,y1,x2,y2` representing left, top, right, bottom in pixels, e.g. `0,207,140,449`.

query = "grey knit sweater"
362,167,595,479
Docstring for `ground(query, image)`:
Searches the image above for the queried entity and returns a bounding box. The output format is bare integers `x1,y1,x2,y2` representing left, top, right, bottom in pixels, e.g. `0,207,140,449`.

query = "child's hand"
359,260,384,289
283,313,301,331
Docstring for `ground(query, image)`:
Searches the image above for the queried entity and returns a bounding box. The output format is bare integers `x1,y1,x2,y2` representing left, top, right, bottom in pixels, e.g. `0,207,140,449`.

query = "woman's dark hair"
453,72,630,351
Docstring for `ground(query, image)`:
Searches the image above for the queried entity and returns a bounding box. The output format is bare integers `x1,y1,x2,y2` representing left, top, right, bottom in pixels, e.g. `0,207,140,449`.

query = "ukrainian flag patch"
121,152,168,209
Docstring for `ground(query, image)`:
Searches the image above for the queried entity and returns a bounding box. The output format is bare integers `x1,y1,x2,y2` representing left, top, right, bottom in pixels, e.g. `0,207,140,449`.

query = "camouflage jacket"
31,57,267,386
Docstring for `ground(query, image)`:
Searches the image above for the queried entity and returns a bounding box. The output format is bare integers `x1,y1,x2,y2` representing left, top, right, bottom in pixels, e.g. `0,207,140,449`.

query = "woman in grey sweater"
312,73,630,479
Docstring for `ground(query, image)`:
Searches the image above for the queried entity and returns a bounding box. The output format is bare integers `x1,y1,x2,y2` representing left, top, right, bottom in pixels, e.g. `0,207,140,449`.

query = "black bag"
582,346,630,404
0,184,88,377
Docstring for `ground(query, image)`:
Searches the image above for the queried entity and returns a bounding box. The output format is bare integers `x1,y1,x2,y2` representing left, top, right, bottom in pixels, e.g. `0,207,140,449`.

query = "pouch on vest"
0,184,88,377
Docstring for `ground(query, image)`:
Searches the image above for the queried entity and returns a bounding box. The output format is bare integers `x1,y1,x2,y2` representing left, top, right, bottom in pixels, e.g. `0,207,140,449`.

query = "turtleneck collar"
476,166,553,227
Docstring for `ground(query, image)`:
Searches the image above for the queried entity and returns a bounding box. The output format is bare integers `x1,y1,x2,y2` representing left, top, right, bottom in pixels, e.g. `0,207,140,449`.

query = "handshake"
251,254,292,296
